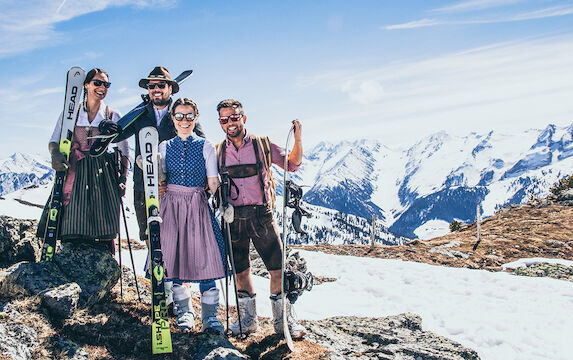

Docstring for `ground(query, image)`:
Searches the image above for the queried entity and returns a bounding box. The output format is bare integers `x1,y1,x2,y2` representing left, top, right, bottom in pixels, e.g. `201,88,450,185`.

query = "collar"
225,130,251,148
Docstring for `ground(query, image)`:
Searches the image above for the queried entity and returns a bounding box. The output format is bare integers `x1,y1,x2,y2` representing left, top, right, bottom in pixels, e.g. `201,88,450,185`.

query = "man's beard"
152,96,170,107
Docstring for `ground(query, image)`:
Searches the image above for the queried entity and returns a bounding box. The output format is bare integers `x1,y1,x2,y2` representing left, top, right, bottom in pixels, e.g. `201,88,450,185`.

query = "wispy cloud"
0,0,177,58
433,0,522,13
296,35,573,145
385,5,573,29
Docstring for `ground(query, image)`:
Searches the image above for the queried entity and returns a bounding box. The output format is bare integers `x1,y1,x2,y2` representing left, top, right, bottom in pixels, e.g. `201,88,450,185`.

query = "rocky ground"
0,215,480,360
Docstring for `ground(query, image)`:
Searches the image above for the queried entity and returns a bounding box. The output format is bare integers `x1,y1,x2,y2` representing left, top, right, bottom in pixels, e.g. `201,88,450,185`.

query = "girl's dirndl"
159,135,226,283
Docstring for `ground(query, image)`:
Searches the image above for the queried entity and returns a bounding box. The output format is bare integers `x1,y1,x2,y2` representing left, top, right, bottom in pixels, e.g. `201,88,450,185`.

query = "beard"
152,96,170,107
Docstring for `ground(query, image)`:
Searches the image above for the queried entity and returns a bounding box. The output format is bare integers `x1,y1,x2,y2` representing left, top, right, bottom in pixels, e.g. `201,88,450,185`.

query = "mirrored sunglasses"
173,112,196,121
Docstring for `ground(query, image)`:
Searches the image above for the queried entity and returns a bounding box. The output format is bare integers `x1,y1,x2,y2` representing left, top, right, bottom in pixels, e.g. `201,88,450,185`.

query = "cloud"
0,0,177,58
384,5,573,29
296,35,573,145
433,0,522,13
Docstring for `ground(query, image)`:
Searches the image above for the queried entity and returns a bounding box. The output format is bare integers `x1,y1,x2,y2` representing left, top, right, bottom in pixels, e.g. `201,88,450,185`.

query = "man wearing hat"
100,66,205,244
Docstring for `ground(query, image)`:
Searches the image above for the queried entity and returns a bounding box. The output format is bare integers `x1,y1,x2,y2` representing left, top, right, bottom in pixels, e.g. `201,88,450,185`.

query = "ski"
281,124,296,351
139,126,172,355
89,69,194,157
41,66,86,261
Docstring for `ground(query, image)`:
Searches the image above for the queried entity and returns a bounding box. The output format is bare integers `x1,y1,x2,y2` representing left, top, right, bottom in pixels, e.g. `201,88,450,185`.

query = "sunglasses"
219,113,243,124
92,79,111,88
147,82,167,90
173,112,196,121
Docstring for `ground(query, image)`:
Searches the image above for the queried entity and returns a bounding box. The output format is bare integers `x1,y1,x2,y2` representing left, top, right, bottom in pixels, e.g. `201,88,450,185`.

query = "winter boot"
173,283,196,332
270,294,307,339
229,291,259,336
201,288,224,333
164,280,174,316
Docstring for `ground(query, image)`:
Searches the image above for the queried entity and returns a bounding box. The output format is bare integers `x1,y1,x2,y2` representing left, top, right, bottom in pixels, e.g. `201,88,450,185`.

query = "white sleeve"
158,141,167,174
49,112,64,144
203,139,218,178
111,111,130,157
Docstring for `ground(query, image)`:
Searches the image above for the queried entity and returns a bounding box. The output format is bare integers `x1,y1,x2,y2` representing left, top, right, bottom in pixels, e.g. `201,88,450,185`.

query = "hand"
158,182,167,198
51,151,69,172
118,175,127,197
292,119,302,141
98,120,122,136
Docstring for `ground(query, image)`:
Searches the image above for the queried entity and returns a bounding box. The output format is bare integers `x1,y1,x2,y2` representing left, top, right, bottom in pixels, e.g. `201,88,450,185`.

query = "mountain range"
2,121,572,240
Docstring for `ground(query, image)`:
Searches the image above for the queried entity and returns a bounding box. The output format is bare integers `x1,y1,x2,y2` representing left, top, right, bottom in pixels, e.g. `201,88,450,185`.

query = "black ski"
89,70,193,157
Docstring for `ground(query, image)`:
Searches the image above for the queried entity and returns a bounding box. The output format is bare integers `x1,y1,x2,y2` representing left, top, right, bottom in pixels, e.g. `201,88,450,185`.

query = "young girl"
158,97,226,333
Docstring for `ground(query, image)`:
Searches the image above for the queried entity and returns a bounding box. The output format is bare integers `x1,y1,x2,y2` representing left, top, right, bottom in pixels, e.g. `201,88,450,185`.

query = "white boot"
229,292,259,336
271,295,307,339
201,288,224,333
173,283,196,332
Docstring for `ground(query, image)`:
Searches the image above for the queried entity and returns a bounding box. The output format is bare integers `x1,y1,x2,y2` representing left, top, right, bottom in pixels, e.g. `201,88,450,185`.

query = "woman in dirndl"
39,68,129,252
158,97,227,333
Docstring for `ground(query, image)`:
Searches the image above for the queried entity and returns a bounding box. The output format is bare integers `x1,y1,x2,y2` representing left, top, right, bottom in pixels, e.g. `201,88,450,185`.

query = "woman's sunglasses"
173,112,196,121
92,79,111,88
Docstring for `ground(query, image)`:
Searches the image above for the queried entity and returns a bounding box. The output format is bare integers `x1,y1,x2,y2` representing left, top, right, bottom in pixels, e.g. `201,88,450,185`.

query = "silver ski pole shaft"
121,200,141,302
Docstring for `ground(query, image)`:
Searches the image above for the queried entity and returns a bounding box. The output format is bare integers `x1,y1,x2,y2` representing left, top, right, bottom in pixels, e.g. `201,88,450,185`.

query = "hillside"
299,193,573,273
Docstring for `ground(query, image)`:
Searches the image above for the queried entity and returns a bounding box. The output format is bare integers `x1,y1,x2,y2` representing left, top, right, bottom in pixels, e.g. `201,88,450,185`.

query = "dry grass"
296,203,573,271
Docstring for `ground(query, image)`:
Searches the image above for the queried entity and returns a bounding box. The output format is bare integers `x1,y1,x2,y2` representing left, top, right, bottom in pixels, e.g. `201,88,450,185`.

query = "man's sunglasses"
92,79,111,88
219,114,243,124
147,82,167,90
173,113,196,121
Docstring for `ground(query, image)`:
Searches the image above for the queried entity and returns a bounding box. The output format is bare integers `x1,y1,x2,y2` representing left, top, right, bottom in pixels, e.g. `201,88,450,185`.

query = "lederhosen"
219,137,282,273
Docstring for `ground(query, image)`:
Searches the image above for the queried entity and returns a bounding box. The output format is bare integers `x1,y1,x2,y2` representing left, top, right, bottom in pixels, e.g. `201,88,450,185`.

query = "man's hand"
292,119,302,141
98,120,122,136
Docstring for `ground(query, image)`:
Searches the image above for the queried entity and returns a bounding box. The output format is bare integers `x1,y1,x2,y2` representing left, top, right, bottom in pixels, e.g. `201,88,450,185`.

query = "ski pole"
281,123,296,351
118,217,123,300
121,200,142,302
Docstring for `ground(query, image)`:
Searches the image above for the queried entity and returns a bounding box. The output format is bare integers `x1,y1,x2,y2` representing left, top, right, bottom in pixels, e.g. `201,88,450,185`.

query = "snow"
413,219,450,239
124,249,573,360
502,257,573,270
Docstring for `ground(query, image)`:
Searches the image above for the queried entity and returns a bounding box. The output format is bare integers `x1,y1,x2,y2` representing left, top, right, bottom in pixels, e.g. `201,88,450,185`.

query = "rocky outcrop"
0,217,40,267
0,303,38,360
305,313,479,360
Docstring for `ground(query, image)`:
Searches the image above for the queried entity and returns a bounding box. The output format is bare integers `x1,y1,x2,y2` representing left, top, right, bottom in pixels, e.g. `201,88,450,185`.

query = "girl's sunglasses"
92,79,111,88
219,114,243,124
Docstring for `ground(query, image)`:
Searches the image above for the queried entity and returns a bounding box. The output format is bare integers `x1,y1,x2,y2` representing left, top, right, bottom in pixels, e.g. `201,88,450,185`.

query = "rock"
513,263,573,282
53,243,120,307
429,247,470,259
250,246,307,278
304,313,480,360
0,302,39,360
42,283,81,318
184,331,248,359
0,216,40,267
57,338,90,360
0,243,120,317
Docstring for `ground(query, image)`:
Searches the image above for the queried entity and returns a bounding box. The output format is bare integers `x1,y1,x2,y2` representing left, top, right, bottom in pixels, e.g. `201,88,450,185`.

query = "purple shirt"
223,132,300,206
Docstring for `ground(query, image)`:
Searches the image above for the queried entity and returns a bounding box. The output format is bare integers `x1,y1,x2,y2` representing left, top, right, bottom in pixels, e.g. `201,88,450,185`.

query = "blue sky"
1,0,573,157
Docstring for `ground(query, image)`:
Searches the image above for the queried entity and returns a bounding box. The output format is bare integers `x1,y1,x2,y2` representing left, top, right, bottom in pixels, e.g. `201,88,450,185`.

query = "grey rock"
42,283,81,318
0,302,38,360
53,242,120,307
57,338,90,360
185,331,248,359
429,247,470,259
304,313,480,360
0,216,40,267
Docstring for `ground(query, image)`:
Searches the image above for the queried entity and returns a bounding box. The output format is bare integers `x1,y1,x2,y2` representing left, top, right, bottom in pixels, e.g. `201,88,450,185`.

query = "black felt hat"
138,66,179,94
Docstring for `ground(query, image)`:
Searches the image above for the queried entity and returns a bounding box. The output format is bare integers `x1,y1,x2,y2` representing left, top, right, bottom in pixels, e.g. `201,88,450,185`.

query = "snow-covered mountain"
294,122,573,238
2,122,572,241
0,153,53,196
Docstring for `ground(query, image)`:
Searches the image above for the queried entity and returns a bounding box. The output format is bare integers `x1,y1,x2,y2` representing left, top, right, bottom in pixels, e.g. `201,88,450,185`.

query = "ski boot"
173,283,196,332
201,288,224,333
229,291,259,336
270,294,307,339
